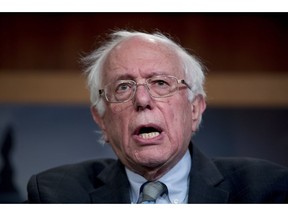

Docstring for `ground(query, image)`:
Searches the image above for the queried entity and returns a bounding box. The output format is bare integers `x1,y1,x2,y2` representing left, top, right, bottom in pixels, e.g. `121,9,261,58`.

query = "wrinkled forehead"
102,36,183,81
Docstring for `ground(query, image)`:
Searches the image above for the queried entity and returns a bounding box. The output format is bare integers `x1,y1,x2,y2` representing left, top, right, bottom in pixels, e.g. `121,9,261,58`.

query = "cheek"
103,108,129,142
161,98,192,140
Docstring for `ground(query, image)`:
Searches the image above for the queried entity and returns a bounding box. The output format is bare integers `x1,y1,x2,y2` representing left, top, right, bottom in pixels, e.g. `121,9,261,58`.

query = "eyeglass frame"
98,75,192,103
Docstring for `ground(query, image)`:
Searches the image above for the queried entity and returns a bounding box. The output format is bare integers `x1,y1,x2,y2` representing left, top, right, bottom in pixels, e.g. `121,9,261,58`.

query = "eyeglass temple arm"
99,89,104,95
180,80,192,90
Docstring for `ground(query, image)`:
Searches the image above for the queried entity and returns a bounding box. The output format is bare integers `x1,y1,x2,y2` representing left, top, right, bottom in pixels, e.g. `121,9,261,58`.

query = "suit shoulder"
27,158,117,203
212,157,288,202
212,157,288,176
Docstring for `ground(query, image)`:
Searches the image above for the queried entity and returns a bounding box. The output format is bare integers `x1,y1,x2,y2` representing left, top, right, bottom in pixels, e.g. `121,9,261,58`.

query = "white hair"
83,30,206,125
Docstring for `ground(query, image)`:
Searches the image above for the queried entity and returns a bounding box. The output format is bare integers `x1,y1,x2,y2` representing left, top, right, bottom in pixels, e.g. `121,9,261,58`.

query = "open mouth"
134,125,163,140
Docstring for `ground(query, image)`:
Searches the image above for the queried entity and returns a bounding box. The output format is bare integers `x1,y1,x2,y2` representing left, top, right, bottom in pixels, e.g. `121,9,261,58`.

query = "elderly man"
27,30,288,203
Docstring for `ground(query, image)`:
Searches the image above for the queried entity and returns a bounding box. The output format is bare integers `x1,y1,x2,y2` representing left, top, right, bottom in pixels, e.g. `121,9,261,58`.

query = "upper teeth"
139,132,160,139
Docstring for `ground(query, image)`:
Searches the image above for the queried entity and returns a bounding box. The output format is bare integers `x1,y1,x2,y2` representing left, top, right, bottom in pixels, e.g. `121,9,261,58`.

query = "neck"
140,165,171,181
129,153,186,181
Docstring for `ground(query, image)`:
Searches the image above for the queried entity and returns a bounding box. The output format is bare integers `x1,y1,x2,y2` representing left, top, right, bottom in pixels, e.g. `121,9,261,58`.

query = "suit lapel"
188,144,230,203
89,143,230,203
89,160,131,203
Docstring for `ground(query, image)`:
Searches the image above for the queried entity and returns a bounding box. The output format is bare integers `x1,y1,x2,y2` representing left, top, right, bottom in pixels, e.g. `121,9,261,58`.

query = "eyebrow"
112,74,135,81
111,71,170,82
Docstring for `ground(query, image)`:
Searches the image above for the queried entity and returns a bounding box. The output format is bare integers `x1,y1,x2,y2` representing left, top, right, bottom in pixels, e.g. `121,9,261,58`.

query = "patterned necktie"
137,181,168,204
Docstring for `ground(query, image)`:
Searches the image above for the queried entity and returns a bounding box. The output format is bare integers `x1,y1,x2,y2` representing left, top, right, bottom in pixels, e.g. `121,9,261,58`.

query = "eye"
115,82,133,93
151,79,170,88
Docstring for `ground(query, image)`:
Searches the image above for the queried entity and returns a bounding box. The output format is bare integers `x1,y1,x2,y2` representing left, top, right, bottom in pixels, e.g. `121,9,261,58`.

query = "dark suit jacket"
27,144,288,203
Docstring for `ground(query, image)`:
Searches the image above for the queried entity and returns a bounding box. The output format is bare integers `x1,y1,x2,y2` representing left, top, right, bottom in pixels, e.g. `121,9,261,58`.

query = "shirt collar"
125,150,192,203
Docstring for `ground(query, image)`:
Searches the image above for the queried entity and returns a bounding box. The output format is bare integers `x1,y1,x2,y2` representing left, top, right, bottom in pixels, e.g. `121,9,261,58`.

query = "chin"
136,155,170,168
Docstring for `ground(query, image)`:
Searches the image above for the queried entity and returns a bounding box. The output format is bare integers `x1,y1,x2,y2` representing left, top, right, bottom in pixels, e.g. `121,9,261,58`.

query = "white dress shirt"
125,150,192,204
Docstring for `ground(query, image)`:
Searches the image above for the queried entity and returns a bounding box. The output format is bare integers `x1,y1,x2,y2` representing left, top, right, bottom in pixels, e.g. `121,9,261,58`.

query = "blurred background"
0,13,287,203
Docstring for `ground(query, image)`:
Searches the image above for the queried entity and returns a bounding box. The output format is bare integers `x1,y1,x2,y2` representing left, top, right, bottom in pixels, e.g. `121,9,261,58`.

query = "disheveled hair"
83,30,206,128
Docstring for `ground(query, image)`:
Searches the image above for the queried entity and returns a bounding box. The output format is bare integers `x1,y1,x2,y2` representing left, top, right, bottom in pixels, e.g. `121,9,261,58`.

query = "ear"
91,106,108,142
190,95,206,132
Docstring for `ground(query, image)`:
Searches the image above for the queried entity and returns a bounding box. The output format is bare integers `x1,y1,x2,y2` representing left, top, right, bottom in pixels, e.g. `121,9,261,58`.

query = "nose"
133,83,154,111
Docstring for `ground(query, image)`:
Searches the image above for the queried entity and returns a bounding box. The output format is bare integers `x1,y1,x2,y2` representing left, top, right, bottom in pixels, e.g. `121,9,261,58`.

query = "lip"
132,123,163,135
132,133,165,145
132,123,164,144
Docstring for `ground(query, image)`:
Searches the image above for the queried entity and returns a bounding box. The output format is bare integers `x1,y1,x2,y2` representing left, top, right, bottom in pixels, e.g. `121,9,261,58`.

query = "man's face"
92,37,205,179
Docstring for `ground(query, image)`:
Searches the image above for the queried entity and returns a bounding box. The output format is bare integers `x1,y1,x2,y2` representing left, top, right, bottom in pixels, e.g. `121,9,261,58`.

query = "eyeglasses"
99,75,191,103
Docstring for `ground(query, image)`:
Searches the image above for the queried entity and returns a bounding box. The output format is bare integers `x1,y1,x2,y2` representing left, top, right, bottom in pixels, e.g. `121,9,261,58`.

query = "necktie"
137,181,168,204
